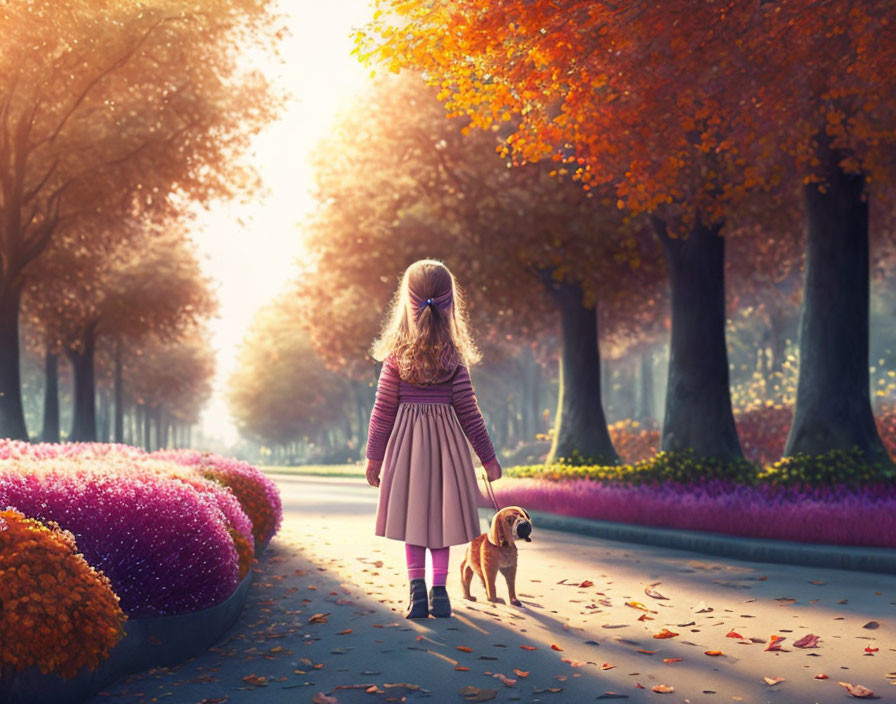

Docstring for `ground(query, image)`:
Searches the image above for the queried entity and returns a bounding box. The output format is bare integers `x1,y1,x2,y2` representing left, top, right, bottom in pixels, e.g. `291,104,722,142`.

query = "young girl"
365,259,502,619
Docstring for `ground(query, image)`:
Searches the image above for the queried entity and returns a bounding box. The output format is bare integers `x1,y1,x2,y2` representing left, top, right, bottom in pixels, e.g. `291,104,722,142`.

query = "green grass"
261,464,366,478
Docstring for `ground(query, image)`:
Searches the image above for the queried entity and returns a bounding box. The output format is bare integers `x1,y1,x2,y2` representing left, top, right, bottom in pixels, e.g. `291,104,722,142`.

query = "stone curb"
0,572,254,704
477,506,896,575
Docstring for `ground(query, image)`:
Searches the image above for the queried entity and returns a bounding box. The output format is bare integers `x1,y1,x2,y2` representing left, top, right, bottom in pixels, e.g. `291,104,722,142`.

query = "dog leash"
480,468,501,512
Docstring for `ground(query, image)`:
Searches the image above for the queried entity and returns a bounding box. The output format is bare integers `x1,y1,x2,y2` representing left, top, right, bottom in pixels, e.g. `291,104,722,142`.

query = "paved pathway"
92,475,896,703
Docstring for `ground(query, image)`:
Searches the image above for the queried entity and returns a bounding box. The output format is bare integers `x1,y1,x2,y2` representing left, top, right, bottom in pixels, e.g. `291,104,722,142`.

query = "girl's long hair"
370,259,481,385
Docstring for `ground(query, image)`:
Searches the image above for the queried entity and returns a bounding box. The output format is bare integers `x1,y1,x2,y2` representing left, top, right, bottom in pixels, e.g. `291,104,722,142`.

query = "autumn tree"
360,1,896,467
0,0,281,439
228,289,353,451
755,2,896,463
23,222,217,441
300,72,665,464
126,327,215,450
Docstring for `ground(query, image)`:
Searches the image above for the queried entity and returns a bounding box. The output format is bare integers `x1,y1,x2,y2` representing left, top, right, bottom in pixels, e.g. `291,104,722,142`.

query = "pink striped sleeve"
451,365,497,465
365,355,400,462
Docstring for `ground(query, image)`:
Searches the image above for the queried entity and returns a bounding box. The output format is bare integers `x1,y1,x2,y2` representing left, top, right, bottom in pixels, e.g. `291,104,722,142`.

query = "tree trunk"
784,135,890,463
68,323,98,442
157,405,167,448
0,286,29,440
653,217,743,460
98,390,110,442
114,338,124,443
543,278,619,465
41,350,60,443
638,348,655,421
143,405,151,451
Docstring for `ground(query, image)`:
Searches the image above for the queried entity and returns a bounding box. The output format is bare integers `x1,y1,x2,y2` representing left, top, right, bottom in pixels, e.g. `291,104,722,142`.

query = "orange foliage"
0,509,126,679
607,420,660,464
359,2,896,227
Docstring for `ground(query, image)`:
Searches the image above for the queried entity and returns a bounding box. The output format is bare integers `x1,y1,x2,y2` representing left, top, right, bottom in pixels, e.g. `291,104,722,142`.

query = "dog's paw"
488,596,506,605
464,595,477,602
510,598,522,607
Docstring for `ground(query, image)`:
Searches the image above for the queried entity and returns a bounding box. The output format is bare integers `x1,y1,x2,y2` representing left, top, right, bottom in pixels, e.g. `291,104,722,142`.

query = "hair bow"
414,289,453,313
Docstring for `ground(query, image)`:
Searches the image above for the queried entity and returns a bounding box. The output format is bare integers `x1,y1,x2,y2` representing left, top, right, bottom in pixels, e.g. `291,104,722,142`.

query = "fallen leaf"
512,669,529,677
312,694,337,704
551,643,563,651
533,687,564,694
625,601,650,612
653,628,678,639
458,685,498,701
815,674,828,680
692,601,712,613
765,635,786,651
864,646,879,653
334,684,377,691
308,613,329,624
457,646,473,652
602,624,628,629
663,658,682,663
520,645,538,650
764,677,785,686
863,621,880,630
580,580,594,588
336,629,352,635
601,663,616,670
704,650,724,657
596,694,629,700
455,666,470,671
726,630,745,639
645,585,669,600
637,614,654,622
838,682,875,698
562,657,584,666
652,684,674,693
793,634,820,648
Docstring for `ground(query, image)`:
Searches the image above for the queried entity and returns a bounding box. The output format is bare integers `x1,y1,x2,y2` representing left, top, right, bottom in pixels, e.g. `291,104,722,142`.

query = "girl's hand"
484,457,502,482
366,459,382,487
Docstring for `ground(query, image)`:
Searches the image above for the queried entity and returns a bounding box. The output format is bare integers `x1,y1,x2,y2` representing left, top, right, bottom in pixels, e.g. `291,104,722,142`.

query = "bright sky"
190,0,373,447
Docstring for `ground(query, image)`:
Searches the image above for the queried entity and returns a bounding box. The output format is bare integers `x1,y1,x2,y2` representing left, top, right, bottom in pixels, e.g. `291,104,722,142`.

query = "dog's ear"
488,512,503,547
519,507,531,521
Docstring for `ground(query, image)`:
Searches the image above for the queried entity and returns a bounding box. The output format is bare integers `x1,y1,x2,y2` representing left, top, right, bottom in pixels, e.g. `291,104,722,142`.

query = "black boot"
405,578,429,619
429,585,451,617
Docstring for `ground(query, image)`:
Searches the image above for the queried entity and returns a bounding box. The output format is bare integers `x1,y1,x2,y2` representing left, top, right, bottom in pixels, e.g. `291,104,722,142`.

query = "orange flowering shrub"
228,528,255,581
0,509,126,679
608,419,660,464
201,467,280,549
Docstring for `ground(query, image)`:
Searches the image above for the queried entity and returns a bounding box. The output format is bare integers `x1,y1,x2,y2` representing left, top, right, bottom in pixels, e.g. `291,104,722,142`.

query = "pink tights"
405,543,449,586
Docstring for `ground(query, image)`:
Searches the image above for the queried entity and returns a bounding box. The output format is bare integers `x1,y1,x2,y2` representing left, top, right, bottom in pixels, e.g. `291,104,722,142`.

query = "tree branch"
30,15,186,151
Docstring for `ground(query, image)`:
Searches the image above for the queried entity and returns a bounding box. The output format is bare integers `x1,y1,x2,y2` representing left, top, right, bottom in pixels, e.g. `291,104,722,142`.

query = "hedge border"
478,507,896,575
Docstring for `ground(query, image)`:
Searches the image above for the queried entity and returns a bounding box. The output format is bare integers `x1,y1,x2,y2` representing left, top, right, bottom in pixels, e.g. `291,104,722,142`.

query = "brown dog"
460,506,532,606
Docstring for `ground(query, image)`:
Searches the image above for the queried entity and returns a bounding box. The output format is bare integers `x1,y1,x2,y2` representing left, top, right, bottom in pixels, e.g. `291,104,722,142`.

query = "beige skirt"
375,402,484,548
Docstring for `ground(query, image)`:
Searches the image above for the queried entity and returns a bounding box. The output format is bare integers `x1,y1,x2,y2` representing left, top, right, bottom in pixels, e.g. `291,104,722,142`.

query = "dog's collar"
487,534,510,548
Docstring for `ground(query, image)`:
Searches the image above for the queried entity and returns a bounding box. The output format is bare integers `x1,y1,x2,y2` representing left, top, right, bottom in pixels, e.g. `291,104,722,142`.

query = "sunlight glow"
190,0,373,447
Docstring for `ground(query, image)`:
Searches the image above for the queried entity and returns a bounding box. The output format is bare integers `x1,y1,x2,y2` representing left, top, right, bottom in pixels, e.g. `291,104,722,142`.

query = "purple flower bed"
0,460,242,617
486,478,896,548
154,449,283,545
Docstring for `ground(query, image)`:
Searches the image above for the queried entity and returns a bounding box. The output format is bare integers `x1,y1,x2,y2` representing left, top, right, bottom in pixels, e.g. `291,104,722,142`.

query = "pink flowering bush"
154,449,283,548
486,477,896,547
0,442,282,617
0,460,240,616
